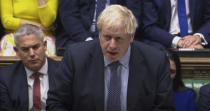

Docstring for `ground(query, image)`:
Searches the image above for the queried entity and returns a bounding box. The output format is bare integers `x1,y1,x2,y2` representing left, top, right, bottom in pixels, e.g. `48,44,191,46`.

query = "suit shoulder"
132,41,165,57
200,83,210,94
69,40,98,50
47,57,60,65
66,40,99,56
0,61,23,73
0,61,23,80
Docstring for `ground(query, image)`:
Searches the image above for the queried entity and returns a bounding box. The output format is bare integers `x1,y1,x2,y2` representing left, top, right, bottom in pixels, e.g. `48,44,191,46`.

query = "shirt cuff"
172,36,182,48
194,33,208,45
85,37,93,41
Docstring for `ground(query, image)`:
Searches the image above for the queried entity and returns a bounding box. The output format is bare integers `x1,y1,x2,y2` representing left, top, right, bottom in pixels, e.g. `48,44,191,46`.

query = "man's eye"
104,36,111,41
21,48,29,52
33,45,40,50
114,37,123,42
116,37,122,41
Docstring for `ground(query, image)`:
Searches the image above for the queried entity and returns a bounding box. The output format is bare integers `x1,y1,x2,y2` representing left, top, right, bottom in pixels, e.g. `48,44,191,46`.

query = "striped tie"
107,61,121,111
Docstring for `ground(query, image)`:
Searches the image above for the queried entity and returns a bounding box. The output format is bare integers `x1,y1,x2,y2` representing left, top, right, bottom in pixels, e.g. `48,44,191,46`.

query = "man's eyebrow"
20,43,40,49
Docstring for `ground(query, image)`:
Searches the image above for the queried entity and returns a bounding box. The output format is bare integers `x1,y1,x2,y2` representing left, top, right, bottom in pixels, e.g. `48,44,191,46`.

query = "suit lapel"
189,0,196,29
165,0,172,30
127,43,149,110
16,63,29,111
47,58,53,76
89,42,105,111
47,58,57,88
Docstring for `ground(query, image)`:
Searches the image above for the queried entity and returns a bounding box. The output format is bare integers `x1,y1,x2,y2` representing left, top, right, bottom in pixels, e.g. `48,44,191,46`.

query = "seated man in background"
142,0,210,49
47,5,175,111
0,24,59,111
197,83,210,111
56,0,141,49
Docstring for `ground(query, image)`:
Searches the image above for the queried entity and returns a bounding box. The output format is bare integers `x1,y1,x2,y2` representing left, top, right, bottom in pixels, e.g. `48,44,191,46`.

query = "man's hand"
177,39,184,48
178,35,202,48
182,35,201,47
188,44,204,49
38,0,46,6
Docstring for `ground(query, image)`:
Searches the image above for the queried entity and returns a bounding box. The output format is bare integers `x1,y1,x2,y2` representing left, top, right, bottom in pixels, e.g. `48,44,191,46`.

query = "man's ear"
14,47,19,56
43,41,47,51
130,33,135,43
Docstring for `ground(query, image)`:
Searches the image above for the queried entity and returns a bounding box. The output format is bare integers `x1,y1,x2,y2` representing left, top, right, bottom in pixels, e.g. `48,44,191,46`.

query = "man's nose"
109,38,117,49
29,48,35,56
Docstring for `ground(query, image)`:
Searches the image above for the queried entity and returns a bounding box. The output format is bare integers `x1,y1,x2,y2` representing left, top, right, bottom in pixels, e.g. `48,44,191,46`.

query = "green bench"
183,79,210,101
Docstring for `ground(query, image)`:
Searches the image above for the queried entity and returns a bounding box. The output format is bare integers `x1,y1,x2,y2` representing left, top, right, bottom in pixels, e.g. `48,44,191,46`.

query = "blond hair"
97,5,138,35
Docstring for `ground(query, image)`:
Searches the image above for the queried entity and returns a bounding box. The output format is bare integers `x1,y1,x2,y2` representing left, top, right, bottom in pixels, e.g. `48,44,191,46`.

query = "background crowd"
1,0,210,56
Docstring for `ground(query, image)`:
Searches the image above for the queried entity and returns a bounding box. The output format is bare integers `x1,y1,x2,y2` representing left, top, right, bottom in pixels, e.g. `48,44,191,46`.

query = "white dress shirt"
104,46,131,111
169,0,207,48
25,59,49,111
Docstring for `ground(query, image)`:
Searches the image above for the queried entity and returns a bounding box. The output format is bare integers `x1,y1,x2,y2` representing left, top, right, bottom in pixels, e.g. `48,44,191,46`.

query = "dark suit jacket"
56,0,141,48
142,0,210,48
0,58,59,111
197,83,210,111
47,40,175,111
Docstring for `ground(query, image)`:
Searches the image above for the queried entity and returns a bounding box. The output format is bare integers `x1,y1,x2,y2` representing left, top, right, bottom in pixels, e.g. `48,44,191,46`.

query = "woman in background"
0,0,58,56
167,51,196,111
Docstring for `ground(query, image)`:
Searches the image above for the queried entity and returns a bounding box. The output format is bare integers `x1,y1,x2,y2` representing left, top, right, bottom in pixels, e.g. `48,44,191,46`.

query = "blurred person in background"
0,0,58,56
197,82,210,111
142,0,210,49
55,0,141,50
167,51,196,111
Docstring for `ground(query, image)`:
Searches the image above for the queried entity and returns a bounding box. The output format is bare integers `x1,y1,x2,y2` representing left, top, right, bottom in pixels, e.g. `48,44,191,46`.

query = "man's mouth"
30,59,38,63
107,51,118,56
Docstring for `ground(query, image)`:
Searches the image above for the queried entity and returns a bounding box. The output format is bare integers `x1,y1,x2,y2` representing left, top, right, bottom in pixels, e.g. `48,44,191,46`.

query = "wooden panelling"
0,56,62,68
180,57,210,79
1,56,210,79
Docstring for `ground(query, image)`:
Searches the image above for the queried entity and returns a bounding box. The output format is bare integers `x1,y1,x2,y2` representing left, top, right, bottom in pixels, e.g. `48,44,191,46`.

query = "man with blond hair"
47,5,175,111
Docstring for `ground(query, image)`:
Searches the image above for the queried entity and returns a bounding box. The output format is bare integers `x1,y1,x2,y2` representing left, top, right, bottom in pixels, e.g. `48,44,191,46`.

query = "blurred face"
99,24,134,62
14,34,47,72
170,59,176,80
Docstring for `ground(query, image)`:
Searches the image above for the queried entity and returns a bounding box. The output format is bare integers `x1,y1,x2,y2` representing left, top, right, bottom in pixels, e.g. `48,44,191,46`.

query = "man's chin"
27,64,41,72
106,56,119,62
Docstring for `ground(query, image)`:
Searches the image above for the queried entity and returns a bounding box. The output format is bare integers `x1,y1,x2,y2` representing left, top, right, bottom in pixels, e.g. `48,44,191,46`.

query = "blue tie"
107,61,121,111
178,0,188,37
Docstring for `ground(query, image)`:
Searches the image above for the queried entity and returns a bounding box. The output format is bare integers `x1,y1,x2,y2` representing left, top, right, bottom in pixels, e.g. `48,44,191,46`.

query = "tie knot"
109,61,120,70
32,72,40,79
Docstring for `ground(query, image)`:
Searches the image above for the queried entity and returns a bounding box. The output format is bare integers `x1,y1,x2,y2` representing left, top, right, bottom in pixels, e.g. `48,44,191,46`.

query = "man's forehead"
17,34,41,40
17,34,41,42
103,23,125,32
19,42,41,49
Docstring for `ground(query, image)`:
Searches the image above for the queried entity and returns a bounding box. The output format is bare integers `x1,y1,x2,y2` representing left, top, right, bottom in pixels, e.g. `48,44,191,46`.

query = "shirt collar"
25,58,48,78
104,45,131,68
